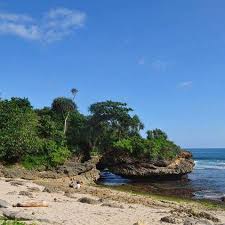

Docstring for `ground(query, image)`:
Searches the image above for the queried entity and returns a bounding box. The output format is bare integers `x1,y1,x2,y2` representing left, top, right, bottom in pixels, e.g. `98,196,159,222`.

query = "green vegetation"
0,220,31,225
0,89,181,168
109,184,225,210
1,222,25,225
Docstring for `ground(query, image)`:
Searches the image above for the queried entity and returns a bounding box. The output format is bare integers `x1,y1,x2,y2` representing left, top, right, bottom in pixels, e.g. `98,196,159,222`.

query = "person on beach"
69,179,82,189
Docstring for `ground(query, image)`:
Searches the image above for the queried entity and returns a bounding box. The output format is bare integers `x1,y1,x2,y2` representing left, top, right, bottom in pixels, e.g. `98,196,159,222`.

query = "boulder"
0,157,100,184
184,218,213,225
161,215,179,224
101,202,124,209
56,157,100,180
0,199,10,208
78,197,100,205
2,209,33,220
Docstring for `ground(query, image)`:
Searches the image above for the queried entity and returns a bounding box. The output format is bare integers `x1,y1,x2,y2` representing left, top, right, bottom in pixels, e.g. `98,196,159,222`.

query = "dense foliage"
0,90,181,168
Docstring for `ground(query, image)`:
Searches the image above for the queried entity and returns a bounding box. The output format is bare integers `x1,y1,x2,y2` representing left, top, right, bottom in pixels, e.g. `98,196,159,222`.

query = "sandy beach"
0,177,224,225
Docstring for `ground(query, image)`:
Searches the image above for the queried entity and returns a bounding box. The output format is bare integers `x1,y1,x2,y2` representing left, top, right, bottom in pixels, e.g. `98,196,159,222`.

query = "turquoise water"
99,148,225,200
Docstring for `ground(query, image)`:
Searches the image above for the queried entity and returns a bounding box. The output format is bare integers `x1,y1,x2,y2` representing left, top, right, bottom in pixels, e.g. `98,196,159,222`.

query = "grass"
0,221,29,225
0,217,35,225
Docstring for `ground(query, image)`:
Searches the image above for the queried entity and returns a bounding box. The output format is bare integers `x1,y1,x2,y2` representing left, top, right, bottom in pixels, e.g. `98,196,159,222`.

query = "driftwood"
13,200,48,207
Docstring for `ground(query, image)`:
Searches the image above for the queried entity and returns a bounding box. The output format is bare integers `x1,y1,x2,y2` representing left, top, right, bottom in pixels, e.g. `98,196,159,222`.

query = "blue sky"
0,0,225,148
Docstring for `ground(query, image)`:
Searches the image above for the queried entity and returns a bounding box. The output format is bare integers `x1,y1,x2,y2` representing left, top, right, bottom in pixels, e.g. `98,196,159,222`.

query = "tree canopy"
0,93,181,168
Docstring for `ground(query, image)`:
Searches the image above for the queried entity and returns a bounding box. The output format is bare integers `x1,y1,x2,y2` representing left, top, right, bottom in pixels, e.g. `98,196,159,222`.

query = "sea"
99,148,225,201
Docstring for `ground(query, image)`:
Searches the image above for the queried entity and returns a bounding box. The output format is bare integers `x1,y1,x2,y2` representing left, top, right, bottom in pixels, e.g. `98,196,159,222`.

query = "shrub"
113,133,181,160
22,155,49,170
113,139,133,153
42,140,71,167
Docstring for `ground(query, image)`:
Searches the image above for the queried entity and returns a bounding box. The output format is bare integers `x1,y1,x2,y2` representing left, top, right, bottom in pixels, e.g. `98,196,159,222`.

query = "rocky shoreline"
0,151,195,185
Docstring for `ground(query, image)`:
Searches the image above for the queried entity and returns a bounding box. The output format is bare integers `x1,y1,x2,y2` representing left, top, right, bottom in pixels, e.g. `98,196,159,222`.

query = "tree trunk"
63,113,70,134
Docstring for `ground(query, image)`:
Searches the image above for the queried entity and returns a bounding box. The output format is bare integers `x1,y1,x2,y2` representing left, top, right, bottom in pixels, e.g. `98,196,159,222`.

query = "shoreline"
0,176,224,224
27,178,225,223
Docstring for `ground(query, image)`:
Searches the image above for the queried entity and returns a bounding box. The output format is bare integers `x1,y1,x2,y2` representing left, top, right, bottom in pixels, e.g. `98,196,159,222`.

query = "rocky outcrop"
98,150,194,179
0,157,100,184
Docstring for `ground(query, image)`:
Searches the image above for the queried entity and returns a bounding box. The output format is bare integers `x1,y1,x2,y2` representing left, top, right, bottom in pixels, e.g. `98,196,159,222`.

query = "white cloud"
0,8,86,43
42,8,86,42
178,81,193,88
0,23,41,40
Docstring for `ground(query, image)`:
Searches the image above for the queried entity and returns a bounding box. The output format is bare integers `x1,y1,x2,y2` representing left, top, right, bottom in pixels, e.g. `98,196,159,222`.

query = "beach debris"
0,199,11,208
78,197,100,205
13,200,48,207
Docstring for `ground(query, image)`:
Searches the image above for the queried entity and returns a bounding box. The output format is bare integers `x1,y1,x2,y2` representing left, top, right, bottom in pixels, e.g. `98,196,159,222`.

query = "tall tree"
52,89,78,134
88,101,144,151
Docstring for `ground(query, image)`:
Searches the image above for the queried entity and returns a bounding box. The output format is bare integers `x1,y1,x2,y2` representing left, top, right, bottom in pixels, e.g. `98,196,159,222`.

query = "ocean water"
188,148,225,200
99,148,225,200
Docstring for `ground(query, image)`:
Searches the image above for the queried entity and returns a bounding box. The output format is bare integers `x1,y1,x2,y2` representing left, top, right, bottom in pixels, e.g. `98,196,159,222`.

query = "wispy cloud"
0,8,86,43
0,13,33,22
178,81,193,88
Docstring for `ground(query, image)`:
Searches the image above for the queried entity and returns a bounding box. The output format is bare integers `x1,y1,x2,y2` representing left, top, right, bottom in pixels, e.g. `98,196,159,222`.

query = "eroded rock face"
0,157,100,184
98,150,194,180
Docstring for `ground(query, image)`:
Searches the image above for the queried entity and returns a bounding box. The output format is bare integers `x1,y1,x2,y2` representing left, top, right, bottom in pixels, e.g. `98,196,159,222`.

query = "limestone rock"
161,215,179,224
43,187,53,193
101,202,124,209
0,199,10,208
78,197,100,205
184,218,213,225
9,180,24,186
98,150,194,179
19,191,33,198
27,186,41,192
2,209,33,220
